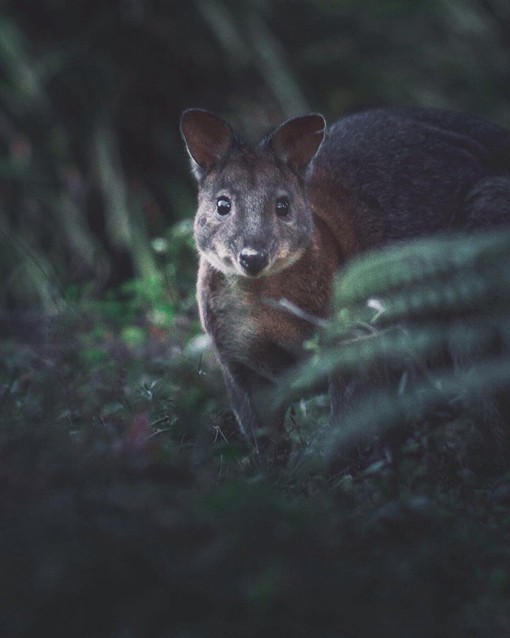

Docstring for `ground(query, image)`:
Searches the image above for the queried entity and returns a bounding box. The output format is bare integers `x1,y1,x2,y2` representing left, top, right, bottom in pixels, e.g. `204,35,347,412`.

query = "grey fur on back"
313,108,510,247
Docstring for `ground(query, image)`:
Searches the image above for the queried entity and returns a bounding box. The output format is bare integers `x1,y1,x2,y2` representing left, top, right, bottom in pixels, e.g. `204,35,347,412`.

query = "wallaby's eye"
275,196,290,218
216,196,232,216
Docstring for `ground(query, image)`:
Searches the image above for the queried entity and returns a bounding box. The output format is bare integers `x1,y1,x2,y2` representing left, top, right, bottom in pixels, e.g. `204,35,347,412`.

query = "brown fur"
307,165,365,258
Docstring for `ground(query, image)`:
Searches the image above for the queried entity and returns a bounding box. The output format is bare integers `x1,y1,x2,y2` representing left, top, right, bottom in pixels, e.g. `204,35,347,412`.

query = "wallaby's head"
180,109,325,278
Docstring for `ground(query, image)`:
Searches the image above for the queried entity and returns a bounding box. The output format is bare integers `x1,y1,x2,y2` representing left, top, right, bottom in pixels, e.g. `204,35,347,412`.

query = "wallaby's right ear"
180,109,236,181
267,114,326,173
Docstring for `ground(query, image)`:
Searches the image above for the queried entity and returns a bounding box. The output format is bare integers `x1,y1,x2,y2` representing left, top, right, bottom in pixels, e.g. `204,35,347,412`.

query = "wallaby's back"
309,107,510,258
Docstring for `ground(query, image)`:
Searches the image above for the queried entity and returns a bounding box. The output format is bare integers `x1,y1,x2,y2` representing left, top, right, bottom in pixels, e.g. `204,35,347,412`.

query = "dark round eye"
275,196,290,218
216,196,231,216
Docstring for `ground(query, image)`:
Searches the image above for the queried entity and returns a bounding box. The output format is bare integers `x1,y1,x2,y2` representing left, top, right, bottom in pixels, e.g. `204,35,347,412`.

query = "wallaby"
180,107,510,451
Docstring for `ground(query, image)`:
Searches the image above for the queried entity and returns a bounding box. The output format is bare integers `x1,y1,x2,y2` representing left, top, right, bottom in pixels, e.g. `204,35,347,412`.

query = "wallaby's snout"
239,246,269,277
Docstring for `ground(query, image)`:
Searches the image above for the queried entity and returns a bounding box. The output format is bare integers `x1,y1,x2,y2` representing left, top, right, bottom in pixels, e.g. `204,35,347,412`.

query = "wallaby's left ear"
180,109,237,181
266,114,326,172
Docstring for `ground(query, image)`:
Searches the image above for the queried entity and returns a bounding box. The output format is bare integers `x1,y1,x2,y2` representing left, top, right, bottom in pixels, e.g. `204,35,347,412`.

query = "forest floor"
1,298,510,638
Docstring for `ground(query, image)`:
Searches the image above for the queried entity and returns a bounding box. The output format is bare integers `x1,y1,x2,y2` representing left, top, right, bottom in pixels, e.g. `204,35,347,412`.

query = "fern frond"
334,230,510,307
323,356,510,461
277,229,510,463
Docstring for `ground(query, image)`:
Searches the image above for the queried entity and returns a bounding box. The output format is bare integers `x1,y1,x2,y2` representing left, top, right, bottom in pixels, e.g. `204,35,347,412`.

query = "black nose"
239,248,269,276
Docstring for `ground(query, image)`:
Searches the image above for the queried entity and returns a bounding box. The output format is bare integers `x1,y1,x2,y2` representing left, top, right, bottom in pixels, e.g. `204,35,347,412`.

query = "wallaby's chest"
199,266,312,379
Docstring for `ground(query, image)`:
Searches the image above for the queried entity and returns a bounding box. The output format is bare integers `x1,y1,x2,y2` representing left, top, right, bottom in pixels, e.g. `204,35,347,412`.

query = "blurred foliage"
279,230,510,477
1,242,510,636
2,258,510,636
2,0,510,310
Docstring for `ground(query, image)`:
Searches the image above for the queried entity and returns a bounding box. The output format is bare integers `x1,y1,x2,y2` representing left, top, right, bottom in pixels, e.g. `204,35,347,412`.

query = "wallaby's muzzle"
238,247,269,276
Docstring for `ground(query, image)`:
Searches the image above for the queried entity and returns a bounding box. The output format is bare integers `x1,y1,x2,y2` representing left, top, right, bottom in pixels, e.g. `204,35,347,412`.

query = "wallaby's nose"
239,248,269,276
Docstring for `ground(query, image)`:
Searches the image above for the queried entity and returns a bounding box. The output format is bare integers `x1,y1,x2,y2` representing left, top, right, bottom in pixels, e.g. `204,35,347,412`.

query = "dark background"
2,0,510,311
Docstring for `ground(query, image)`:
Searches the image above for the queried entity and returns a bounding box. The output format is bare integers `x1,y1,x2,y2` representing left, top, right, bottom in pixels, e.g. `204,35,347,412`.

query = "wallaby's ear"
266,114,326,172
180,109,236,180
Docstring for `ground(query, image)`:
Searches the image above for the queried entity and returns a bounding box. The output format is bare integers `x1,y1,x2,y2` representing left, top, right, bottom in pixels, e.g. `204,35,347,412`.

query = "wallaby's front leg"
222,363,287,455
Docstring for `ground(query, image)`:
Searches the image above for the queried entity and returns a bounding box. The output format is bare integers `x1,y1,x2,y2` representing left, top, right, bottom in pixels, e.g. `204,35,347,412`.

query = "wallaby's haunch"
180,107,510,451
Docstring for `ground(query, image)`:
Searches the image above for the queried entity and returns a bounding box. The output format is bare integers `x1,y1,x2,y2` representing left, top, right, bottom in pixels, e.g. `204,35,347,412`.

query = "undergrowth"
1,231,510,637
